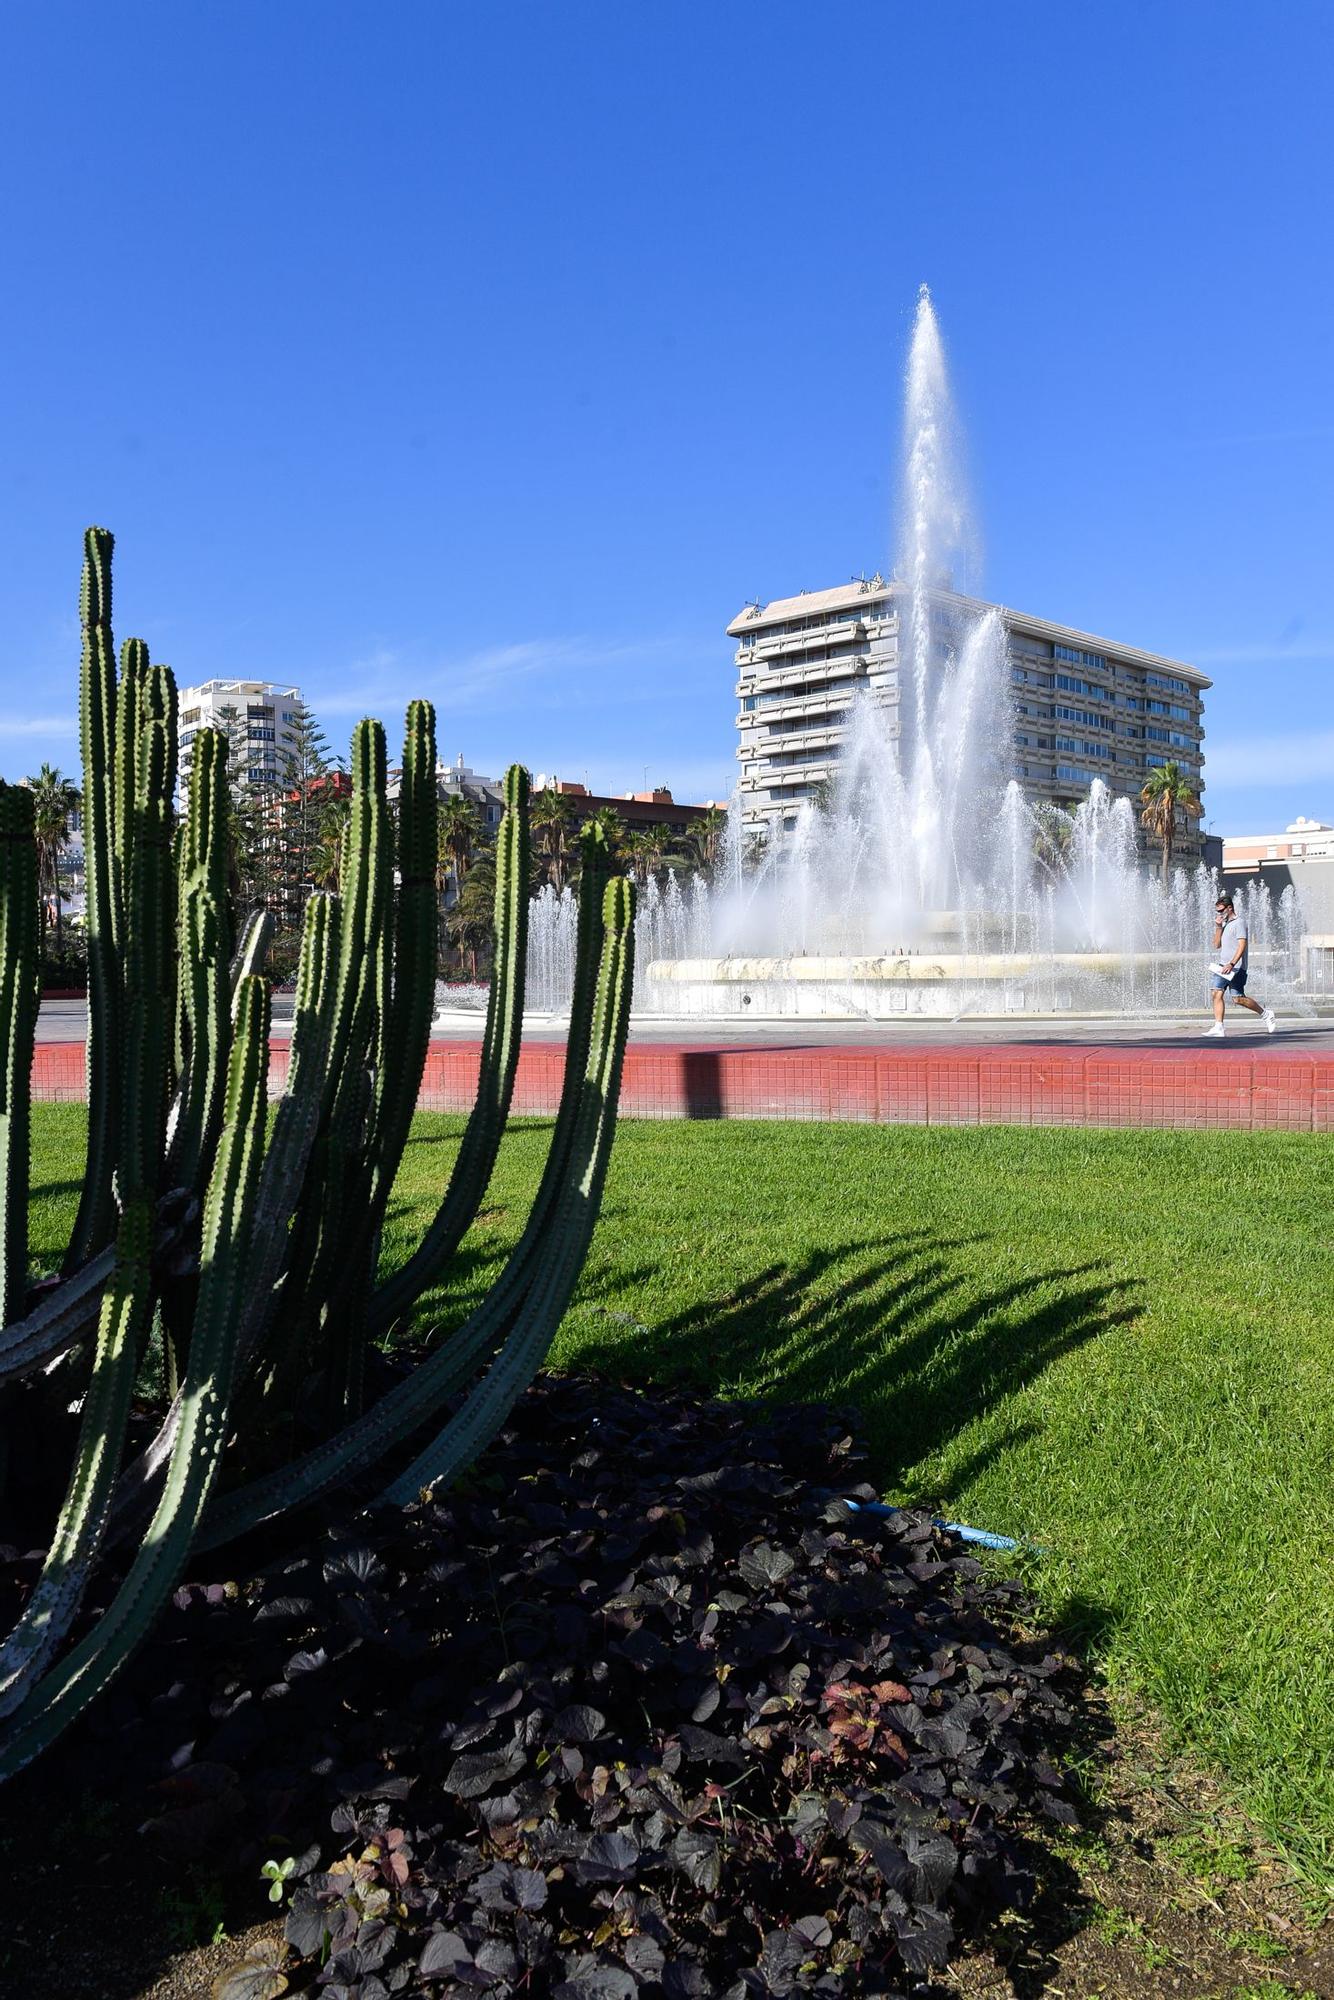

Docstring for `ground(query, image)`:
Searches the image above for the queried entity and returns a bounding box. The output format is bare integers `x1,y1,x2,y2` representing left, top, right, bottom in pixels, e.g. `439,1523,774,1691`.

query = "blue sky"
2,1,1331,836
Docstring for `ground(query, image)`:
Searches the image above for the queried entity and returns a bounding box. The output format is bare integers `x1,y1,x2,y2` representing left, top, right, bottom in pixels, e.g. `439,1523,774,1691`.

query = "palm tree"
530,787,575,891
621,828,657,889
25,764,81,953
587,805,625,859
311,792,351,890
437,793,482,897
445,850,495,979
1139,762,1202,884
680,804,726,878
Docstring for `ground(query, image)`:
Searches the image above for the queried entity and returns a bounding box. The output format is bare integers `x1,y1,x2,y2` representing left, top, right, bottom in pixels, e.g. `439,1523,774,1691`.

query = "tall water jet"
513,289,1311,1021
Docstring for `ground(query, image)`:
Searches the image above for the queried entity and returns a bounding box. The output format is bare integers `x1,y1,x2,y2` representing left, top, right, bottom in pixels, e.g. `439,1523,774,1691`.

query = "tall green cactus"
0,978,272,1777
64,529,121,1269
0,528,638,1776
370,761,531,1331
193,869,634,1551
170,728,233,1191
0,673,179,1717
0,782,39,1330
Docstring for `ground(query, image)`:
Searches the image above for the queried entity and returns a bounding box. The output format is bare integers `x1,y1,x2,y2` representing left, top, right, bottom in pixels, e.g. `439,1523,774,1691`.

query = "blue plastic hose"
838,1496,1025,1553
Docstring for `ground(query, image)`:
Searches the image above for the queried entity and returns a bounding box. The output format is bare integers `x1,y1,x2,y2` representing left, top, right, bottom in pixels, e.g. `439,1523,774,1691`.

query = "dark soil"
0,1374,1328,1997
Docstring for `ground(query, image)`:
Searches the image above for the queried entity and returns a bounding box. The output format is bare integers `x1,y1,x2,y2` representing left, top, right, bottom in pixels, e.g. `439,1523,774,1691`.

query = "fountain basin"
644,951,1211,1019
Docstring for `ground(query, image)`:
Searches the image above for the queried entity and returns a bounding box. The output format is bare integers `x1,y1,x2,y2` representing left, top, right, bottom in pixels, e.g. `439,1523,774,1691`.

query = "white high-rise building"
729,579,1209,863
177,679,303,798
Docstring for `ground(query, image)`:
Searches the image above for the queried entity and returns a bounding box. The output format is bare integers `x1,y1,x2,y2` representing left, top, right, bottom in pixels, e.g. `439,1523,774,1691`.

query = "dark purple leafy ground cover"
38,1376,1079,1998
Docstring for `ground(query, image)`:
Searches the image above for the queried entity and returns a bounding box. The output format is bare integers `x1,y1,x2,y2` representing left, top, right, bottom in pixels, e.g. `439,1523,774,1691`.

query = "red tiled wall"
30,1039,1334,1132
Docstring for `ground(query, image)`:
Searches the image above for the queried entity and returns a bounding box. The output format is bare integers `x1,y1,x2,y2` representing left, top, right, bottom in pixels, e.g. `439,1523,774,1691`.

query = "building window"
181,707,200,725
1054,705,1114,731
248,726,275,741
1055,643,1107,672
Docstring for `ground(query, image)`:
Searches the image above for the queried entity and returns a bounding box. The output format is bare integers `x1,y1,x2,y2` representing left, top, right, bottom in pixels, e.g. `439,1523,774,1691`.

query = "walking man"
1203,894,1276,1037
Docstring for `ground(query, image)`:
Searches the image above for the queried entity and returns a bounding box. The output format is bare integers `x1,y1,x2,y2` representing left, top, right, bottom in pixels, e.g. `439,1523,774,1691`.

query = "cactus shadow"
561,1230,1138,1497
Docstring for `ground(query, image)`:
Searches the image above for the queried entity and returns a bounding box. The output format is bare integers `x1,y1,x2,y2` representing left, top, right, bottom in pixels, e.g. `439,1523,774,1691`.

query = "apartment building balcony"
737,657,872,698
762,724,853,755
760,760,840,790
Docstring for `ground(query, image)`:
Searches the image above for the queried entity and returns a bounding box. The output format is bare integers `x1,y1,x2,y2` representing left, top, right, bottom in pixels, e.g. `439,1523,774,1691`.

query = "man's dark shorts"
1213,968,1247,994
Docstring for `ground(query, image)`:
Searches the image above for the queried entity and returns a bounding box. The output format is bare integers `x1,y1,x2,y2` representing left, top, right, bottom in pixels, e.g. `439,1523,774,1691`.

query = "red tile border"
30,1037,1333,1134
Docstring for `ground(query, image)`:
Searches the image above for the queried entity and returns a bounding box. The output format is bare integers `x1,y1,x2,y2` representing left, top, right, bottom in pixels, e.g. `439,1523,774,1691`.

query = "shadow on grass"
27,1177,86,1203
567,1230,1139,1498
400,1117,558,1148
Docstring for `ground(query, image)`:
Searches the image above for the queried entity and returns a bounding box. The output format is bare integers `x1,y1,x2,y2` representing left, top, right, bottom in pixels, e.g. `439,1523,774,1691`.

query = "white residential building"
728,579,1210,863
177,680,303,798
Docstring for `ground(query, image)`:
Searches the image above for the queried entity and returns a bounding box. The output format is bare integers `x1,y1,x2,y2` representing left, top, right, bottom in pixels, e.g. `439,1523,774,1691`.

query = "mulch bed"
4,1375,1082,1998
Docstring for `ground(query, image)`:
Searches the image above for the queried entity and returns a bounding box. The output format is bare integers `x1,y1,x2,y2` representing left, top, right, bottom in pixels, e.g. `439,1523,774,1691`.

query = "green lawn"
26,1104,1334,1880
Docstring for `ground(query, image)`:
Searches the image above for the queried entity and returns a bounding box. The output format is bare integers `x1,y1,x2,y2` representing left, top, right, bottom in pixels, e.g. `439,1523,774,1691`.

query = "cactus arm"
64,529,121,1269
369,763,531,1331
229,908,274,1005
324,721,389,1117
235,890,338,1370
0,978,272,1777
366,703,440,1209
143,663,178,817
111,638,146,954
169,730,233,1189
0,1188,201,1388
382,876,634,1501
0,1252,110,1381
282,724,387,1418
317,704,439,1401
141,665,179,1113
0,1196,155,1716
1,783,40,1328
0,702,175,1715
105,893,339,1542
194,873,632,1550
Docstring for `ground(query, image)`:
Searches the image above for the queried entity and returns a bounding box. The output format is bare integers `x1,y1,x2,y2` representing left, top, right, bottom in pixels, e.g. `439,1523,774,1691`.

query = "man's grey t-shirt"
1219,916,1248,971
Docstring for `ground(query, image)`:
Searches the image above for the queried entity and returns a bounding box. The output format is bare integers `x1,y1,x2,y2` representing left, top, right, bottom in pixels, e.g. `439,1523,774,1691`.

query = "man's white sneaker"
1264,1007,1278,1033
1201,1023,1225,1037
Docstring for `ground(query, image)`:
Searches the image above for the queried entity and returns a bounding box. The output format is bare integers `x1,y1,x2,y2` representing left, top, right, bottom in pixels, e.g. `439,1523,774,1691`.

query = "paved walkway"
35,996,1334,1053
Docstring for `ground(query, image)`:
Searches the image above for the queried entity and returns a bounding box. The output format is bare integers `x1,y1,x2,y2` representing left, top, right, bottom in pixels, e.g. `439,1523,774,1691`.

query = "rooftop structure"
531,778,723,836
728,579,1209,861
386,753,507,829
1223,816,1334,866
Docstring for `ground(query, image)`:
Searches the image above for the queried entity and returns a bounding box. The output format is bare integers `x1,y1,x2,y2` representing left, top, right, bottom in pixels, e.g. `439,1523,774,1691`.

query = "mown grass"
26,1104,1334,1881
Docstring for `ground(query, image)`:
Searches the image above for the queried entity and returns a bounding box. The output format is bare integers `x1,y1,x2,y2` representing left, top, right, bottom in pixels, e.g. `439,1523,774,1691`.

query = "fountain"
523,289,1308,1021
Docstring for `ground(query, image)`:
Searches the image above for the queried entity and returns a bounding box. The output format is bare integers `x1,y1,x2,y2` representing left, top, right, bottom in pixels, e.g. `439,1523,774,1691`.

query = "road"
36,996,1334,1053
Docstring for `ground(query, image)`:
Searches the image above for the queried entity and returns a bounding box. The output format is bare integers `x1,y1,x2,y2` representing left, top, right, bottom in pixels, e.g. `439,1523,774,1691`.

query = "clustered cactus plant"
0,529,635,1778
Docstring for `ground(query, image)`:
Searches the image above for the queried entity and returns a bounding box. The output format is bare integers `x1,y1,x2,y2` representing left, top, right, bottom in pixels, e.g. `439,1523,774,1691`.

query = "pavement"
36,995,1334,1054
